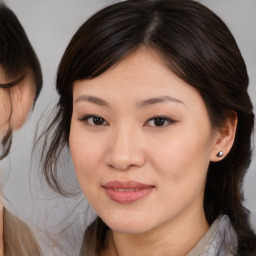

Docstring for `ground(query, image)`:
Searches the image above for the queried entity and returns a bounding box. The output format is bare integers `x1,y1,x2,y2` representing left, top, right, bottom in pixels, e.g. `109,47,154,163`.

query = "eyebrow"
0,75,26,89
75,95,184,108
137,96,184,108
75,95,110,107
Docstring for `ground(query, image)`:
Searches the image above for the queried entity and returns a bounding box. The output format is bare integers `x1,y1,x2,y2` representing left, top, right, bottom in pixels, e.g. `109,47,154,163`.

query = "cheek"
69,121,105,193
10,84,35,130
0,89,11,127
70,136,95,177
147,134,210,218
149,126,212,188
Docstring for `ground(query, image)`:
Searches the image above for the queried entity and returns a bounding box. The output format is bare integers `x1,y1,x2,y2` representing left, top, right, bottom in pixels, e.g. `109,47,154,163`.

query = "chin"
104,217,152,234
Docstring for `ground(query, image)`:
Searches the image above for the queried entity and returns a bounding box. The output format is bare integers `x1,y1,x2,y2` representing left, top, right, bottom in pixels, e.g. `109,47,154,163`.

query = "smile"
103,180,154,204
112,188,141,192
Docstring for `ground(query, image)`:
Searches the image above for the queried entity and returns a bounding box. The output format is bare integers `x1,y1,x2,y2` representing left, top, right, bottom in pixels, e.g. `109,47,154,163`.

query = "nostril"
107,151,146,171
107,158,135,171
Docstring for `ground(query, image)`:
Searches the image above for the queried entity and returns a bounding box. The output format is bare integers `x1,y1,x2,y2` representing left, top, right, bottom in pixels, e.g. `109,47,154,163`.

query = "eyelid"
0,75,26,88
78,114,108,126
145,115,177,127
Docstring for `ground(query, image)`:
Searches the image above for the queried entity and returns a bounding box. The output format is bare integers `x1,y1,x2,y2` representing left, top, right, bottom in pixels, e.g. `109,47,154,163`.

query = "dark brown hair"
38,0,256,255
0,2,42,159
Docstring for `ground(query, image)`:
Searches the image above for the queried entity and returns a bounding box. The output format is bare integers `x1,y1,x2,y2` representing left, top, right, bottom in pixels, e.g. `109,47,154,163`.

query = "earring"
216,151,223,157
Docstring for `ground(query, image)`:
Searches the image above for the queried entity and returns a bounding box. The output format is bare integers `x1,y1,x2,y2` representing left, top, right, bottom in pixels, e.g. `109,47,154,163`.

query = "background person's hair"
0,2,42,160
38,0,256,254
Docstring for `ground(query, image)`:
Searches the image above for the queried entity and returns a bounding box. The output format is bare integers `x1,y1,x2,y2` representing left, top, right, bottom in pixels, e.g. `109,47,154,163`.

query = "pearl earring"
216,151,223,157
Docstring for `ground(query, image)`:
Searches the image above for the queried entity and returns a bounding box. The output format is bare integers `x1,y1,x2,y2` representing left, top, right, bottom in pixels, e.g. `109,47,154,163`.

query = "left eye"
146,116,175,127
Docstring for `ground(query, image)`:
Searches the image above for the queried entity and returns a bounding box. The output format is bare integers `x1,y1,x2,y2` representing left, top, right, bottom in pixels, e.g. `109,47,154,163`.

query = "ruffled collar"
186,215,238,256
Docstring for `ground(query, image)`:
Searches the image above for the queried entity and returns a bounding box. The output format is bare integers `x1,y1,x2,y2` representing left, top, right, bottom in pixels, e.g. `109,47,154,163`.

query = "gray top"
187,215,237,256
79,215,238,256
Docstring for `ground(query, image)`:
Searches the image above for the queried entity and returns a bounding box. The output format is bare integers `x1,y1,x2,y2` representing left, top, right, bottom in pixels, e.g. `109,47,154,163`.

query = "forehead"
72,47,212,130
73,47,201,103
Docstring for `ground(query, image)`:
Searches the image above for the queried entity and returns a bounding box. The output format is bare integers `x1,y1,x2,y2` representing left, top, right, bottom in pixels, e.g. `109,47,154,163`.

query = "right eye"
79,115,108,126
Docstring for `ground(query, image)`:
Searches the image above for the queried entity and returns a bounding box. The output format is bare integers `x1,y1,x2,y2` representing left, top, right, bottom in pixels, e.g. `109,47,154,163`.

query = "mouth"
102,180,155,204
111,188,142,192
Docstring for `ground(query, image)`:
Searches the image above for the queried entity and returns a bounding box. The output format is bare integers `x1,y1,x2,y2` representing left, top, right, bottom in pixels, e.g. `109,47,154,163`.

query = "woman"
0,2,43,255
39,0,256,255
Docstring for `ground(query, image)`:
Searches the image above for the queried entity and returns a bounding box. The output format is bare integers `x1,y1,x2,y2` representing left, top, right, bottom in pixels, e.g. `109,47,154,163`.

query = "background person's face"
0,67,36,137
69,48,220,234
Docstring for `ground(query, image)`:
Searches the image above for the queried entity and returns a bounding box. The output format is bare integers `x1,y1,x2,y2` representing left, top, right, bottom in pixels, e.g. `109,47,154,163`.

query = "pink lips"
103,181,154,203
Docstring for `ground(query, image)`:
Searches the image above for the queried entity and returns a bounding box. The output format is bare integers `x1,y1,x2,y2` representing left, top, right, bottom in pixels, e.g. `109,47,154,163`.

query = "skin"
0,66,36,256
69,47,237,256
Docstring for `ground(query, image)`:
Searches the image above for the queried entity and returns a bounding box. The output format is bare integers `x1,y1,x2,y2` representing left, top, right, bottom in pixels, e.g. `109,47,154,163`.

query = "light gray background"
1,1,256,255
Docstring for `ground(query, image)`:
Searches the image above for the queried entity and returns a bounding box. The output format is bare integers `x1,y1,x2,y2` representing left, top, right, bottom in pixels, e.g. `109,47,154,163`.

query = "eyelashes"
78,115,108,126
0,75,26,88
146,116,176,127
78,115,176,128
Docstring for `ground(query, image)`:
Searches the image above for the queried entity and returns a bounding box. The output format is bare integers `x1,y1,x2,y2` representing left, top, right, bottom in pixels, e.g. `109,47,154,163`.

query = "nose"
106,125,146,171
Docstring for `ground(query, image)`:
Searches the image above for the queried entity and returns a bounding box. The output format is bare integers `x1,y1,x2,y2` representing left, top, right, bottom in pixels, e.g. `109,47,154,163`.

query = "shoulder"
187,215,238,256
3,208,43,256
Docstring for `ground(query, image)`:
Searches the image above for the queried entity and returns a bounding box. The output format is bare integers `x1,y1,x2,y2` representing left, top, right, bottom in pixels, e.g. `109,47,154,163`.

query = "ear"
210,111,238,162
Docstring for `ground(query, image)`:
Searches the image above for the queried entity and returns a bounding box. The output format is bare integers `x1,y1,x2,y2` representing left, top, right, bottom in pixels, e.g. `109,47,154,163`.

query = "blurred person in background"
0,1,43,255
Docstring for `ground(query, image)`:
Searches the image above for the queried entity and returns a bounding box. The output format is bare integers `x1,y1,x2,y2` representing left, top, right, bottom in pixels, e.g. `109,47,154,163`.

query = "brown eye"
79,115,108,126
92,116,105,125
146,116,176,127
153,117,166,126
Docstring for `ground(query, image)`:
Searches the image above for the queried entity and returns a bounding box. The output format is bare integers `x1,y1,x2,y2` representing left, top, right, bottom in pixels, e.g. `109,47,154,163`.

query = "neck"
107,208,209,256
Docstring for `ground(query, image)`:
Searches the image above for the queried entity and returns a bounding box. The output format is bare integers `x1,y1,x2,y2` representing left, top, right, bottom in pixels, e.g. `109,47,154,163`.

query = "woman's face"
69,47,220,234
0,67,36,136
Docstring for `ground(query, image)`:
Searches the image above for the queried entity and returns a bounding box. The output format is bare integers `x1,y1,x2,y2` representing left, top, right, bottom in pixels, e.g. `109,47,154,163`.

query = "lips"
103,181,154,203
